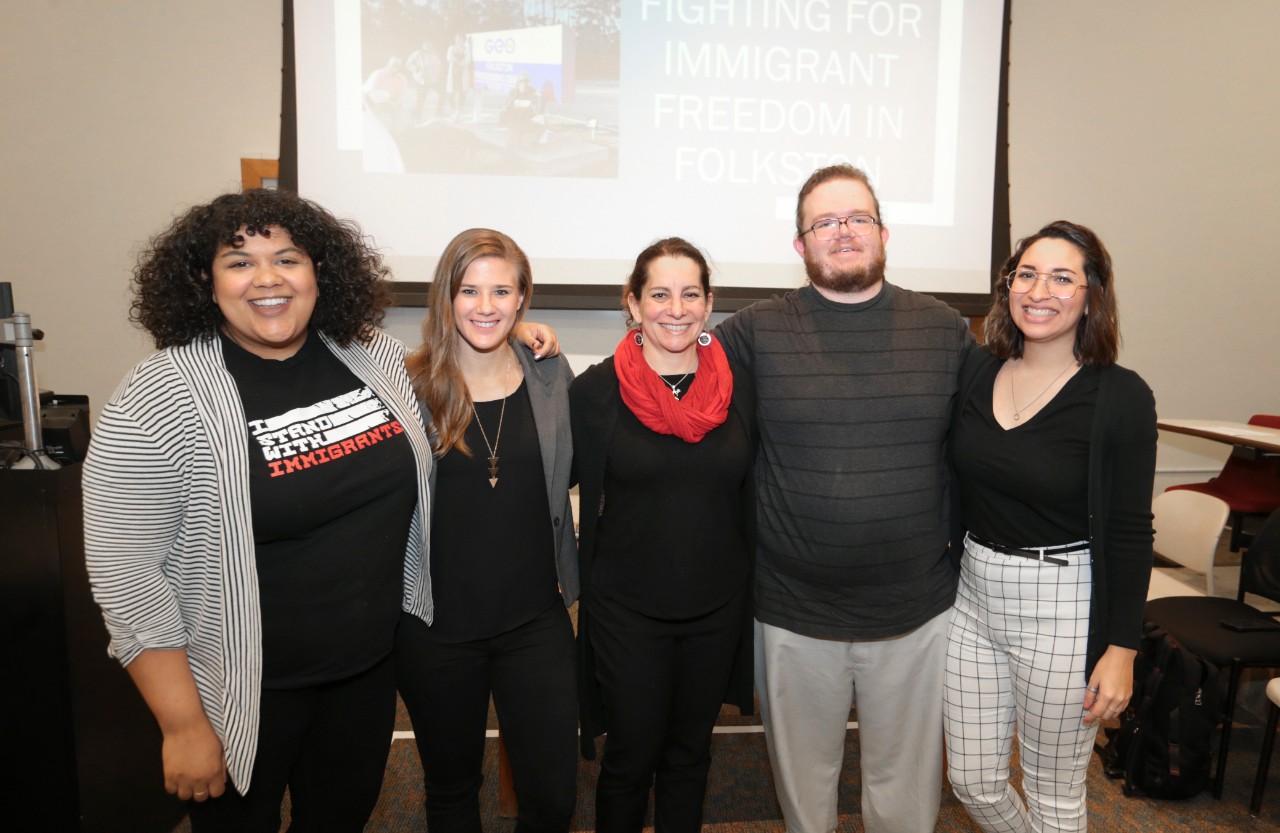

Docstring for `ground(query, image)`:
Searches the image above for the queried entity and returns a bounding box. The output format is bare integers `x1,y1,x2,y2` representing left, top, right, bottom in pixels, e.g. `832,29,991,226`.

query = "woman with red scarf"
570,237,756,833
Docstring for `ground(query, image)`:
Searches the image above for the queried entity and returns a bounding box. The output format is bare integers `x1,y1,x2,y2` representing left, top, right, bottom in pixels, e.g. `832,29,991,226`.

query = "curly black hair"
131,188,392,348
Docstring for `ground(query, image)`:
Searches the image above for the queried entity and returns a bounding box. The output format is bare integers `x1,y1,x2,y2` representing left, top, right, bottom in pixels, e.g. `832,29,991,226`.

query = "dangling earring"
634,331,644,346
697,330,712,347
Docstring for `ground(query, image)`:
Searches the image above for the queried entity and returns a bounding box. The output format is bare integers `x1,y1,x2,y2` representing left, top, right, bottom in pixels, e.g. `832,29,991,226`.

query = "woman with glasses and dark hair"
571,237,756,833
396,228,579,833
82,188,435,831
942,220,1156,832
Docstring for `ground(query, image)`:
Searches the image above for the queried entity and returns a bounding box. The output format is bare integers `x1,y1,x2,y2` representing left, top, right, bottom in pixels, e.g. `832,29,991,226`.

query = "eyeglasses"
1005,269,1089,299
802,214,881,240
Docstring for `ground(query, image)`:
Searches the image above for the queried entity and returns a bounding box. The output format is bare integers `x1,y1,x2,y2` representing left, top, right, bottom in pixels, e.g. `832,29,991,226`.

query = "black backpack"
1096,621,1225,799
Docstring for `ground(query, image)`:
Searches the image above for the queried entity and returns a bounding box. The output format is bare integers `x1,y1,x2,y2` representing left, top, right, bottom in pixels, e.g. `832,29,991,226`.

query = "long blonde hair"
406,228,532,456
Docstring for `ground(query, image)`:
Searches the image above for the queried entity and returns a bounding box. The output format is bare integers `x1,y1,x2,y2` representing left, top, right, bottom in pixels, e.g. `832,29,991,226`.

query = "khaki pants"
754,612,948,833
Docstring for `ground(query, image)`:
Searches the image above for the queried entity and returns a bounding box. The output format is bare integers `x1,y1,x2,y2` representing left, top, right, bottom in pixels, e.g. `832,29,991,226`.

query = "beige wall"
1,1,281,418
4,1,1277,485
1005,1,1280,487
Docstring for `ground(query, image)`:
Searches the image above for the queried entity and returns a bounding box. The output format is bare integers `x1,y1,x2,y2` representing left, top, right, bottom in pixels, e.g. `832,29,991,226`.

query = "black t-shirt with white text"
221,330,417,688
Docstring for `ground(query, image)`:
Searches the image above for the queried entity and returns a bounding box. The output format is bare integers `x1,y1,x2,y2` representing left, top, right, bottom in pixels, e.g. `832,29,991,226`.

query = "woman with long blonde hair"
396,228,578,833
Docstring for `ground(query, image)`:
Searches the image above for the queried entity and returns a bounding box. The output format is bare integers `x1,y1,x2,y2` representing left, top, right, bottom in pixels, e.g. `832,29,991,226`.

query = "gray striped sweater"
83,329,433,791
717,282,973,639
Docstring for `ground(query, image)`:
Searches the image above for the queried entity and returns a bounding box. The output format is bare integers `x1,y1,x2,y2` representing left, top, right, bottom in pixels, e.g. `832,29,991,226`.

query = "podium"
0,465,186,832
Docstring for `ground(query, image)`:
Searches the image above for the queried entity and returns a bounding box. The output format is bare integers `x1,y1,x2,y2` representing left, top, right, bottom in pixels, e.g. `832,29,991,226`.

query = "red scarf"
613,329,733,443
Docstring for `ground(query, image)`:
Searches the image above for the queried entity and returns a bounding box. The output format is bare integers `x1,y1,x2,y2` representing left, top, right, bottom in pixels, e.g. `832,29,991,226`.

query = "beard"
803,245,887,295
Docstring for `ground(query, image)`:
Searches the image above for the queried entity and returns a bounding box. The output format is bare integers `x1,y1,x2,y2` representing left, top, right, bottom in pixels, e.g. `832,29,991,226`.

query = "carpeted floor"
172,698,1280,832
370,719,1280,832
171,533,1280,831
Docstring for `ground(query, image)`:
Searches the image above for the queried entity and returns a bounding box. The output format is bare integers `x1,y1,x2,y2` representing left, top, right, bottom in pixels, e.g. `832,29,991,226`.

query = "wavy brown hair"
130,188,391,348
406,229,532,457
621,237,712,328
984,220,1119,366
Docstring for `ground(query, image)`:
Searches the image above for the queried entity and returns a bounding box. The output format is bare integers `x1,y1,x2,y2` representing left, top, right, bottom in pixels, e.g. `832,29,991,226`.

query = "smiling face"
626,255,713,371
1008,237,1090,352
452,256,524,355
211,226,318,360
793,177,889,300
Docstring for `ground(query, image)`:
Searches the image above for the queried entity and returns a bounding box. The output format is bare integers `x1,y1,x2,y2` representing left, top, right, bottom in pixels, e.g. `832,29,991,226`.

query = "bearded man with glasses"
713,164,976,833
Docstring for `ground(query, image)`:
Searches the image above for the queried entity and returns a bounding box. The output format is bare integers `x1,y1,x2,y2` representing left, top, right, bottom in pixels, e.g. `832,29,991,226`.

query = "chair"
1146,491,1231,599
1167,414,1280,552
1250,677,1280,815
1144,508,1280,800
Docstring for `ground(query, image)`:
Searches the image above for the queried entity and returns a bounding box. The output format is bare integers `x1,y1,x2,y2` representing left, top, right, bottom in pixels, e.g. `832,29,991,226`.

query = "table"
1157,419,1280,458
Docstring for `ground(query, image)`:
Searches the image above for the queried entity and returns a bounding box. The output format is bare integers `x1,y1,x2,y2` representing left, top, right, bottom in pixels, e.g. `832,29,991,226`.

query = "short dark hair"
795,164,882,235
622,237,712,328
984,220,1120,366
131,188,391,348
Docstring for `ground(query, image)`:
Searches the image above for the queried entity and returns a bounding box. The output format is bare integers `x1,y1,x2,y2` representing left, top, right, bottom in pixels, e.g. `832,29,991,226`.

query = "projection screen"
294,0,1009,309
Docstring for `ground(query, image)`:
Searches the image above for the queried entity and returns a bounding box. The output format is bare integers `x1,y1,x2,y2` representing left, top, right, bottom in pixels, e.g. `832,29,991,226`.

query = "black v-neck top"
951,360,1098,547
428,380,559,641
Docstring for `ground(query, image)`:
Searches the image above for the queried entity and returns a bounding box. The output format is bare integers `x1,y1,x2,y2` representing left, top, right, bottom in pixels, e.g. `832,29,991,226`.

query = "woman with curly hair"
396,228,579,833
83,188,436,832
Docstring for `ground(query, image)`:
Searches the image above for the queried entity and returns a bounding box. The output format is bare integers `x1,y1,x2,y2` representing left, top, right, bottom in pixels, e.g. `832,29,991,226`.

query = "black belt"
966,533,1090,567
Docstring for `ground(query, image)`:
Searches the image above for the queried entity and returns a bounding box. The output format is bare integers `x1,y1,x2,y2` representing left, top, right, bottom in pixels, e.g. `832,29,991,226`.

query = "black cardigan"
951,348,1157,676
569,355,758,758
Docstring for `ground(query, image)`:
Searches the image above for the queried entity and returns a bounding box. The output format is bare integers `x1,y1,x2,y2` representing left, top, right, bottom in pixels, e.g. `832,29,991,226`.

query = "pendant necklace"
471,353,512,488
660,371,692,400
1010,359,1078,421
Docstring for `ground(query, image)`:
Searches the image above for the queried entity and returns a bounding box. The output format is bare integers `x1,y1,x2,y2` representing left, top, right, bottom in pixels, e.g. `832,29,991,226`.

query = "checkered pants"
942,536,1099,833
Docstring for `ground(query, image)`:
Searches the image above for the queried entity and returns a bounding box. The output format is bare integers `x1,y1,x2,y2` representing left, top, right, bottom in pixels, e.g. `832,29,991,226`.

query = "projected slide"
361,15,616,178
297,0,1005,296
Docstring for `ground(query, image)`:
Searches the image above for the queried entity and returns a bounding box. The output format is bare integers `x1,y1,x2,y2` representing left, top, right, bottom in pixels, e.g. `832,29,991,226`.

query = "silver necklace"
660,371,692,399
1011,359,1078,421
471,354,512,488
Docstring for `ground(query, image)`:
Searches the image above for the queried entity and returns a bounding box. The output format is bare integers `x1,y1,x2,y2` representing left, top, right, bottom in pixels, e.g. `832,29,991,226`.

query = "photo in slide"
360,1,621,178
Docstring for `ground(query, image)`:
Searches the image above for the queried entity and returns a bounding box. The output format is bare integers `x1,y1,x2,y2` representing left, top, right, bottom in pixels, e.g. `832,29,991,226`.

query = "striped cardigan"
82,330,434,792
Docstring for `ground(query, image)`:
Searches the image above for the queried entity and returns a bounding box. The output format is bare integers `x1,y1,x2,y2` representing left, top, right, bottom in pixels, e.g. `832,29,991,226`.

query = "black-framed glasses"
1005,269,1089,299
803,214,881,240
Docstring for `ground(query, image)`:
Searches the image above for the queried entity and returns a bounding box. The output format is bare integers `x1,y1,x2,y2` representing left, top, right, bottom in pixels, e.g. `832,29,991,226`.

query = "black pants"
188,655,397,833
395,604,578,833
589,587,747,833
